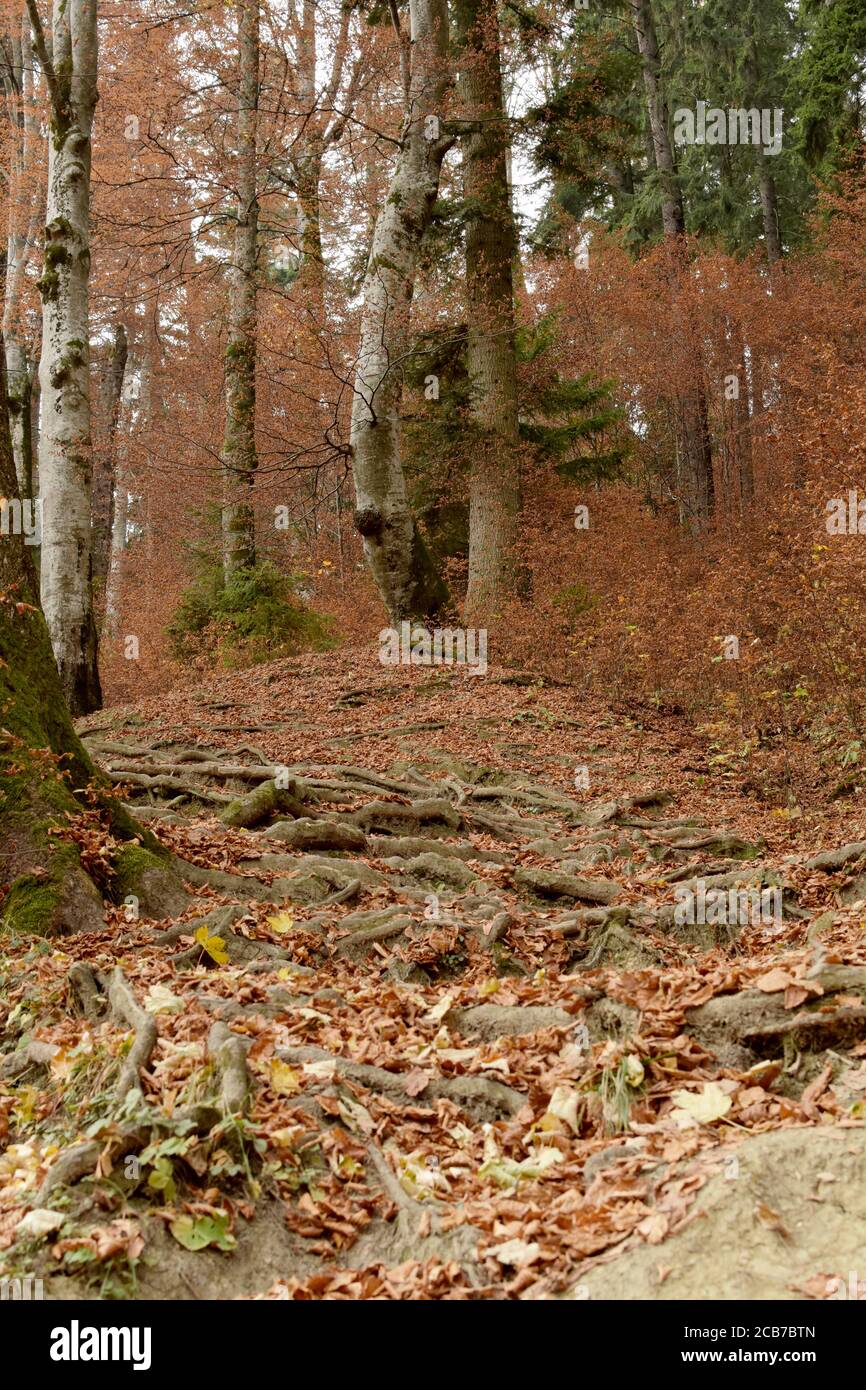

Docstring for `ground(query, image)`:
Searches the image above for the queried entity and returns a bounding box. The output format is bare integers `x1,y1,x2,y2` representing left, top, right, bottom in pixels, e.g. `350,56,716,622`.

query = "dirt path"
2,652,866,1300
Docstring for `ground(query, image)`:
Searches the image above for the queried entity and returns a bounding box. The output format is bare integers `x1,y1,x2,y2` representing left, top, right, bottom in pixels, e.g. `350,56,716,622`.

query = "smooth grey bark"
28,0,101,715
349,0,451,622
2,4,41,494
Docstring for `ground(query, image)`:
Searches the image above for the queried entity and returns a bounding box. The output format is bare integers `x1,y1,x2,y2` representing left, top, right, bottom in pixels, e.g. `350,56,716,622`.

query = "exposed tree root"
98,966,159,1103
275,1044,526,1120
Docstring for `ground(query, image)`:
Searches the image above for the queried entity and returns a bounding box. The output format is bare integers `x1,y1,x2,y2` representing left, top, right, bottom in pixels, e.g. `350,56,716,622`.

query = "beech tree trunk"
349,0,451,623
28,0,101,714
0,337,169,935
92,321,128,593
458,0,522,622
2,4,40,494
222,0,260,578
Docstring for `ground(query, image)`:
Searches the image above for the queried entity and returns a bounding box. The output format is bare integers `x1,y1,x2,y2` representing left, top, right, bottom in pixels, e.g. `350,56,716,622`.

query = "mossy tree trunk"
349,0,451,624
27,0,102,715
221,0,260,579
0,341,170,935
456,0,522,623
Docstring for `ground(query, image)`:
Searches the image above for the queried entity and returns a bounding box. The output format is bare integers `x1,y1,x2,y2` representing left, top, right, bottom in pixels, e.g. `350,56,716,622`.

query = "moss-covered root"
221,777,305,829
3,848,104,936
110,844,189,921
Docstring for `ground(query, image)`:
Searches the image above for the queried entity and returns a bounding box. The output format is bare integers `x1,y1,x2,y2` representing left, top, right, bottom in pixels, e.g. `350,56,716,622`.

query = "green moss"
3,843,83,935
109,844,168,903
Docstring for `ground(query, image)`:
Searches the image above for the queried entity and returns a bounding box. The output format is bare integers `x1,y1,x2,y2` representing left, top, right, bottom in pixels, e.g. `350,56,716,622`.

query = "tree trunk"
349,0,451,623
457,0,522,621
28,0,101,715
2,4,41,495
0,336,169,935
757,152,782,266
104,329,147,636
92,321,128,594
221,0,260,579
630,0,684,238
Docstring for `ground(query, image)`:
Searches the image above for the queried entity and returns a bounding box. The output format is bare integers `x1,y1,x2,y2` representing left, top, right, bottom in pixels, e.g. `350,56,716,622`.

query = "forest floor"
3,648,866,1300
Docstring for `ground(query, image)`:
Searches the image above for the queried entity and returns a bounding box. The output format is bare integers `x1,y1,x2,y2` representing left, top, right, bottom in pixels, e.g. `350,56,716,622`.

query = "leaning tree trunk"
28,0,101,715
222,0,260,579
458,0,522,621
349,0,451,623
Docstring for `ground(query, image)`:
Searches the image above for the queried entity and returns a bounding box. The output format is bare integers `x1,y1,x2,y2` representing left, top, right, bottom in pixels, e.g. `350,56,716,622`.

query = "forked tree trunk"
222,0,260,578
457,0,522,622
28,0,101,714
349,0,451,623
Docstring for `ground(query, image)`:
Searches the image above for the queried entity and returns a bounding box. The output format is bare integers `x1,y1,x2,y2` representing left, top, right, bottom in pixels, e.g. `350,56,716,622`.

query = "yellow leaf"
194,926,229,965
267,911,295,936
268,1059,301,1096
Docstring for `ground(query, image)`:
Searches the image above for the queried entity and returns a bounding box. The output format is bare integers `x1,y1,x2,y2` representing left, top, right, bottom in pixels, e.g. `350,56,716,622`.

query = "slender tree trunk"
734,324,754,508
457,0,521,621
295,0,325,313
349,0,451,622
105,329,149,635
221,0,259,579
757,153,782,265
630,0,683,238
3,6,40,495
92,322,128,594
28,0,101,715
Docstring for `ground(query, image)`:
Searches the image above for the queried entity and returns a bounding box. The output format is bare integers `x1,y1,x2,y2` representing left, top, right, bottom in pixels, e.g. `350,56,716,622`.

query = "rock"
571,1126,866,1300
262,818,367,852
513,867,618,904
